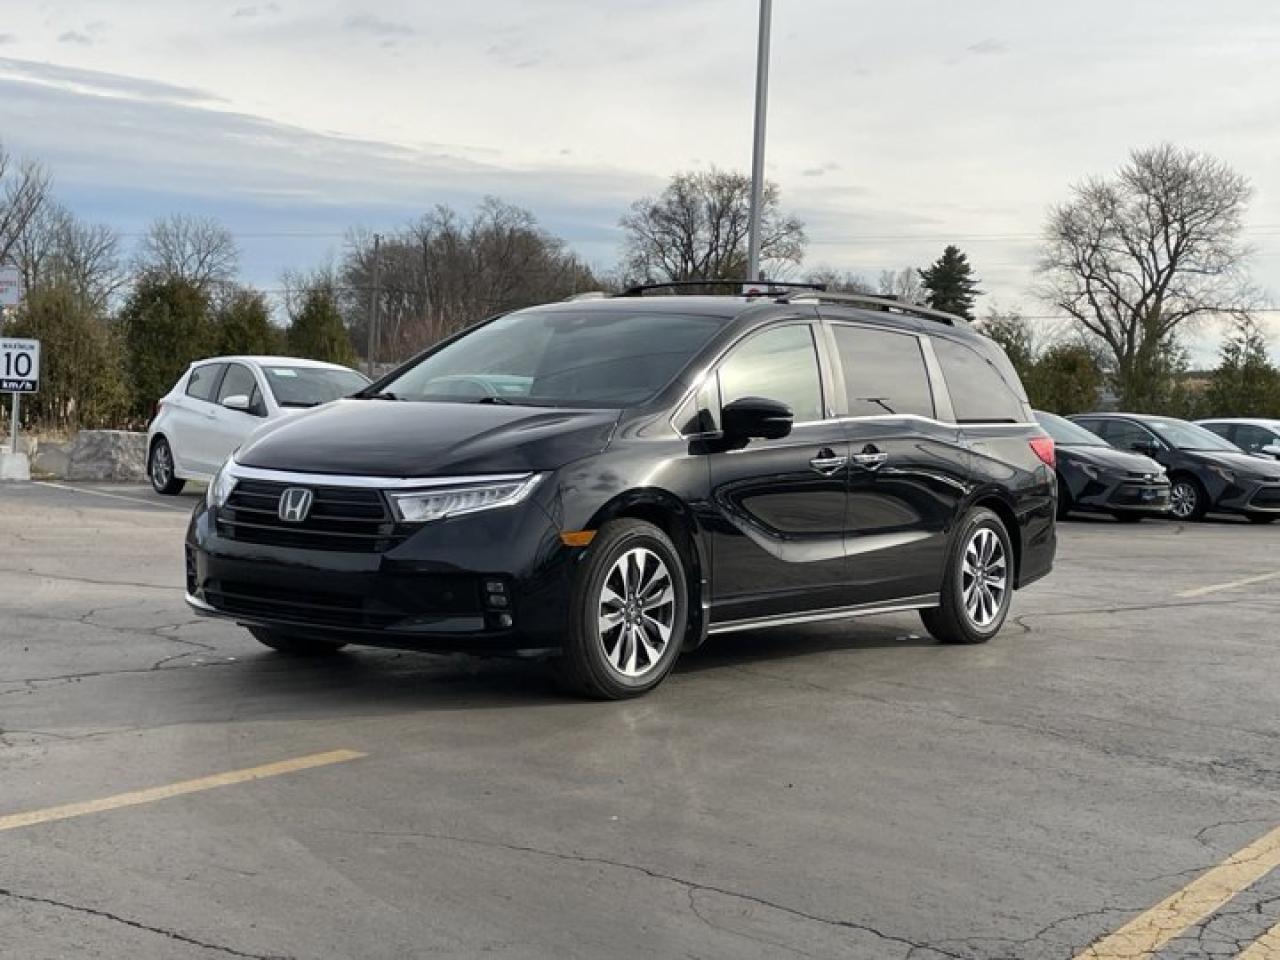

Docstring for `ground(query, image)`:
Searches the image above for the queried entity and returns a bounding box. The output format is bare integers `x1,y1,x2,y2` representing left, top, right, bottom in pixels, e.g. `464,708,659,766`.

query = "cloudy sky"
1,0,1279,361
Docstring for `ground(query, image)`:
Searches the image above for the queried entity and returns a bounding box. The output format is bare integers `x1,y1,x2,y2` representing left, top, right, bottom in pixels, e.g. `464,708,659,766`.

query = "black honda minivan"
186,286,1057,698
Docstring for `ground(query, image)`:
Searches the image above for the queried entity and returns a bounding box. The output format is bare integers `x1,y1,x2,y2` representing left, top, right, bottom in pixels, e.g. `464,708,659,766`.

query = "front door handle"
851,446,888,471
809,449,848,476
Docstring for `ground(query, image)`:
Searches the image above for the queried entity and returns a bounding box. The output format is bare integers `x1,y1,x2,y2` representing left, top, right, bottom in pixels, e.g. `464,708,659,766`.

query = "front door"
706,322,852,624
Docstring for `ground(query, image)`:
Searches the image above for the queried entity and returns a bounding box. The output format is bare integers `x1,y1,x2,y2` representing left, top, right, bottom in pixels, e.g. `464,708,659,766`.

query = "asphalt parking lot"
2,481,1278,960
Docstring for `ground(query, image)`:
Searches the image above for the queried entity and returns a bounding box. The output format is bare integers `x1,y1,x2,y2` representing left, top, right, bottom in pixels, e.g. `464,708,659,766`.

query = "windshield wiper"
368,391,401,401
474,395,513,405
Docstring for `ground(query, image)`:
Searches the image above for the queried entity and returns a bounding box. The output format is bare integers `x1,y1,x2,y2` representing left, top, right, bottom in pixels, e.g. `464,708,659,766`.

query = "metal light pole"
746,0,773,283
366,233,382,378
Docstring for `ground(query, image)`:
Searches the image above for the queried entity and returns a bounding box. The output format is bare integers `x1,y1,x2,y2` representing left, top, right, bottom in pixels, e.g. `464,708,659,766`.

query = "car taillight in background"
1029,436,1056,467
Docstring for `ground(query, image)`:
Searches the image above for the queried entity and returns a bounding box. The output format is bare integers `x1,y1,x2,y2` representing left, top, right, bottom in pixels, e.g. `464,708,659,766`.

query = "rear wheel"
558,519,688,700
248,627,347,656
148,437,186,495
920,507,1013,645
1247,514,1277,525
1169,476,1208,521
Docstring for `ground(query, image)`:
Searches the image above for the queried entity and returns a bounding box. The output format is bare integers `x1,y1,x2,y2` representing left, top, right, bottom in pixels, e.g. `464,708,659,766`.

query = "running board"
707,594,939,636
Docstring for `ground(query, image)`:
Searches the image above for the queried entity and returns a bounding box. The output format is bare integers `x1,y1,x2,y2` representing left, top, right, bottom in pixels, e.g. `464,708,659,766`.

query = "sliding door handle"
809,452,848,476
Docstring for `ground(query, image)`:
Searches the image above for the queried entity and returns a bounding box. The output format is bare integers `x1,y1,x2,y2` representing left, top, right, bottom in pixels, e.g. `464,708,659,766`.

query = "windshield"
375,308,728,408
1035,411,1108,447
1147,418,1241,452
264,366,369,408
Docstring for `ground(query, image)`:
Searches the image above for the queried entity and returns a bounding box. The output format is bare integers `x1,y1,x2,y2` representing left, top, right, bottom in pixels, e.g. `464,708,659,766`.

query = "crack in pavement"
0,566,181,591
0,887,291,959
323,827,971,959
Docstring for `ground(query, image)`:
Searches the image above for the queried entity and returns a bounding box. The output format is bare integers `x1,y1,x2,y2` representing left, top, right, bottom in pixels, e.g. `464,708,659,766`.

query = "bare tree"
11,202,125,309
135,214,239,289
0,142,50,268
877,267,924,303
806,267,873,294
342,199,597,361
1037,143,1254,409
619,168,805,284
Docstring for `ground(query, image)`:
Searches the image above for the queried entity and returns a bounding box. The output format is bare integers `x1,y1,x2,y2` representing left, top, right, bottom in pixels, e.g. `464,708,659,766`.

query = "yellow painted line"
0,749,365,833
1177,571,1280,599
1074,822,1280,959
1238,920,1280,959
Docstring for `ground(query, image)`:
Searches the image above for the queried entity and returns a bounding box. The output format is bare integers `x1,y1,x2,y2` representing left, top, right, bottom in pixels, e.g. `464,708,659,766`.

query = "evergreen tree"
286,281,357,366
918,245,982,320
1026,344,1104,414
976,311,1036,383
119,274,214,419
215,287,282,356
1202,316,1280,418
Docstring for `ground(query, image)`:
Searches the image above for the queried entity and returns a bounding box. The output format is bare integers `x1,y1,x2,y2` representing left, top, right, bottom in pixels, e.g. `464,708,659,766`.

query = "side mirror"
1262,443,1280,458
1131,440,1161,457
222,394,252,413
722,397,794,441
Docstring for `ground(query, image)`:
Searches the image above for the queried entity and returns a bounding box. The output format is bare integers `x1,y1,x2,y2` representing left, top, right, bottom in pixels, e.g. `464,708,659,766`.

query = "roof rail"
777,290,966,326
617,279,825,297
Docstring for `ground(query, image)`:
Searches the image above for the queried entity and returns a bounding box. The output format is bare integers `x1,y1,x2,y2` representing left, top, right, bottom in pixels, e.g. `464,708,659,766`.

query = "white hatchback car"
146,355,369,494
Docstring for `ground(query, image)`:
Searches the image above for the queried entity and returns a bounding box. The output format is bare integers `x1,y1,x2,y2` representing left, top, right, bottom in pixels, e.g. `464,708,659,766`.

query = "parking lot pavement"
2,482,1278,960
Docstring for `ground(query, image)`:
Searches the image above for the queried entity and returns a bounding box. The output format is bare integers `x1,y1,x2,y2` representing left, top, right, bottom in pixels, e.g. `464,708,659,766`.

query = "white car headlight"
388,474,543,523
207,458,238,509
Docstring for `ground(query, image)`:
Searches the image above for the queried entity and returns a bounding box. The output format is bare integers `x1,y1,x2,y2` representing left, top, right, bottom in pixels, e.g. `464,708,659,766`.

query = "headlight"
207,458,238,509
1208,465,1236,485
388,474,543,523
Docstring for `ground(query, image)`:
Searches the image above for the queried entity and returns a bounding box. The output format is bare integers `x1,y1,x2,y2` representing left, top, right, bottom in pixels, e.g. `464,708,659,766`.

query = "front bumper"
185,497,577,653
1213,479,1280,516
1074,474,1171,514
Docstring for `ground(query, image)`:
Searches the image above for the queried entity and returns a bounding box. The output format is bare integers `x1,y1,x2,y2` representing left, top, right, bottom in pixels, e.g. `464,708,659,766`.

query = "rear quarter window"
932,338,1029,424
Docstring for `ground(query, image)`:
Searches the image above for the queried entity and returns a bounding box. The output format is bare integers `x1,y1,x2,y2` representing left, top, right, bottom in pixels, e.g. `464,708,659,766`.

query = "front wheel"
1169,476,1208,521
148,437,186,495
558,519,688,700
248,627,347,656
920,507,1013,645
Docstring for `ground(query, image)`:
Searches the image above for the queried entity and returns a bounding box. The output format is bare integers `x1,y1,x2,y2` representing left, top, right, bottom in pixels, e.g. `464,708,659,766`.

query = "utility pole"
366,233,382,377
746,0,773,283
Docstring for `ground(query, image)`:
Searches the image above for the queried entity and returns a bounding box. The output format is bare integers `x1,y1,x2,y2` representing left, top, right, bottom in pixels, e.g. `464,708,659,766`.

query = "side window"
216,363,258,405
1073,418,1104,438
1234,425,1272,452
718,325,823,424
1101,420,1155,451
933,339,1028,423
185,364,225,402
831,326,934,418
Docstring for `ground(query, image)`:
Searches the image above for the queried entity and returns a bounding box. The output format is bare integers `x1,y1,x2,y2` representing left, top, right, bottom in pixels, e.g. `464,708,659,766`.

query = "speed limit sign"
0,339,40,393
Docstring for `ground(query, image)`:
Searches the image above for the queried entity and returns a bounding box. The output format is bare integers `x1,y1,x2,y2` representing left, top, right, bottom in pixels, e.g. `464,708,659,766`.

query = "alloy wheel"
961,527,1008,629
1169,481,1197,520
151,442,173,489
597,547,676,678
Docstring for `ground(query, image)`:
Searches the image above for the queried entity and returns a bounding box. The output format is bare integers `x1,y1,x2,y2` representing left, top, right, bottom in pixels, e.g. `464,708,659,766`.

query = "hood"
1183,448,1280,479
236,399,620,476
1059,444,1163,475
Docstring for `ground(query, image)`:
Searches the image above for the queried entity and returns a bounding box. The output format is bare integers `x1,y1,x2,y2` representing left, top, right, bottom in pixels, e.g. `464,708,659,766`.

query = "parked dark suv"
186,284,1057,698
1070,412,1280,523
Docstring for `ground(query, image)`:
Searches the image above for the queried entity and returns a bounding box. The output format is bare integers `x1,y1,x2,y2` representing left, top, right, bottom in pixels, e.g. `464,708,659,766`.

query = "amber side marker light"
560,531,597,547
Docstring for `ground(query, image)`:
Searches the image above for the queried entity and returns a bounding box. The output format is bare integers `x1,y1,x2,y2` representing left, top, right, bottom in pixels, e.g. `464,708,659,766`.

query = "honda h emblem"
278,487,314,523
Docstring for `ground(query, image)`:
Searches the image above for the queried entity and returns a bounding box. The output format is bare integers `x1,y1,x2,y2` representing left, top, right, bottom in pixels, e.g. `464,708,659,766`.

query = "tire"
1247,514,1277,525
1055,474,1073,521
557,519,689,700
920,507,1013,645
1111,512,1144,523
248,627,347,656
148,437,186,495
1168,475,1208,522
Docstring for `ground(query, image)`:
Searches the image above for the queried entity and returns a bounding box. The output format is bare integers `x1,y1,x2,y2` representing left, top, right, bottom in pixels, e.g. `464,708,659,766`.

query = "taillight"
1029,436,1055,467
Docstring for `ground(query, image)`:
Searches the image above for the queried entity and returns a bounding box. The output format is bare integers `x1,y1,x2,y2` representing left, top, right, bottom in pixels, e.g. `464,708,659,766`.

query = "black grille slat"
220,479,409,553
205,578,483,630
